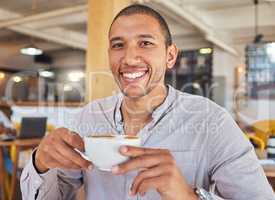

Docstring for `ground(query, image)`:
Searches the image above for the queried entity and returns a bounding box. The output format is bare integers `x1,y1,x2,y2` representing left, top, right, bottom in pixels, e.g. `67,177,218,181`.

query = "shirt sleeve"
207,109,275,200
20,150,83,200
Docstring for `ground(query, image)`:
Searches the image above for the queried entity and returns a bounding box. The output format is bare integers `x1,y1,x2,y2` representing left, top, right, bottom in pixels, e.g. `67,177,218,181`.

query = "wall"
174,34,244,114
238,100,275,124
11,105,82,128
233,44,275,124
212,46,240,113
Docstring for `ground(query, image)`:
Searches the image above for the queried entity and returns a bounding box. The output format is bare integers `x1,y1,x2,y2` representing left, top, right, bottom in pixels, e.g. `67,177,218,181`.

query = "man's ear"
166,44,178,70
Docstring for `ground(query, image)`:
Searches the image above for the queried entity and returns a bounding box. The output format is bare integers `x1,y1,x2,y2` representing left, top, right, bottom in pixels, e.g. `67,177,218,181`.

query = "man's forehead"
109,14,163,39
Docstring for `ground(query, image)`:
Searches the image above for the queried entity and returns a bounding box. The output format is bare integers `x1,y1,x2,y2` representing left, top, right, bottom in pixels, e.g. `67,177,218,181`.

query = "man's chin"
122,90,147,99
119,83,147,98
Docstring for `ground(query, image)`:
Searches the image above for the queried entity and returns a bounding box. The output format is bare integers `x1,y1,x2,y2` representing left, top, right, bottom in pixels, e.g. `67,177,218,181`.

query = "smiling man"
109,12,175,100
20,4,274,200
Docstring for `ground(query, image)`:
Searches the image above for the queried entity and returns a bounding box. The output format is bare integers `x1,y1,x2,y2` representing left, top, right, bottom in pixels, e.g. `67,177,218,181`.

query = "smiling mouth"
120,70,149,82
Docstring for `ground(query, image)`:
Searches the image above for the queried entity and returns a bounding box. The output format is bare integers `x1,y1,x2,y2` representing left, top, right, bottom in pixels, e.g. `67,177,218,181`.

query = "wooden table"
264,166,275,178
255,149,275,189
263,165,275,190
0,138,41,200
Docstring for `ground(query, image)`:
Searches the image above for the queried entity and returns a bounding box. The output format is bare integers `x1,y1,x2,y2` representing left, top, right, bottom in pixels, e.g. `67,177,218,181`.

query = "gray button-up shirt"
20,85,275,200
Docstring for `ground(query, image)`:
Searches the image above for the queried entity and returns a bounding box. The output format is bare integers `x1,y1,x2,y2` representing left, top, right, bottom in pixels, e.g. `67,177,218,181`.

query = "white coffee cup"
77,135,141,171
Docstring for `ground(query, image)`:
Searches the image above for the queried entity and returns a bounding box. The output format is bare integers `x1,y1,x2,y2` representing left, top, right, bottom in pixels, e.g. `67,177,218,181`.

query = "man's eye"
111,43,124,49
140,41,153,47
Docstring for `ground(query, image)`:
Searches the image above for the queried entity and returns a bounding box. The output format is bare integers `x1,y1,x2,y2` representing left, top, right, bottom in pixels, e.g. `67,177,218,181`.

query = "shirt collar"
114,84,177,126
151,85,177,120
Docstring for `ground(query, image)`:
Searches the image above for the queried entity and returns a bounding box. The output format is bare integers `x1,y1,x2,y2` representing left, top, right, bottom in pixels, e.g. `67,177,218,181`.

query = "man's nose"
122,46,141,66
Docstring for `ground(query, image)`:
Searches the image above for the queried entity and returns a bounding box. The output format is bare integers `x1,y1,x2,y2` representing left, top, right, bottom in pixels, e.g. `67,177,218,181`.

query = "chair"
5,123,54,200
251,120,275,148
246,134,265,151
0,139,41,200
244,120,275,166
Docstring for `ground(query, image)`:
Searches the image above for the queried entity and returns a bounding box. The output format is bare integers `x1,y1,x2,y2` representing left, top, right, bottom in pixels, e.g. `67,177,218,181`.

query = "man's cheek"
155,67,165,77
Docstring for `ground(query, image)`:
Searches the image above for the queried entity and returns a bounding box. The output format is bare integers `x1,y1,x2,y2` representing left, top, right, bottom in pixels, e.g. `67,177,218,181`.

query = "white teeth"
122,71,146,79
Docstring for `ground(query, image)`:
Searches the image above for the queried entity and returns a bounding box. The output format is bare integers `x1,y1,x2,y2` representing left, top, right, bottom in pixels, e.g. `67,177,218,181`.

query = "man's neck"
121,85,168,123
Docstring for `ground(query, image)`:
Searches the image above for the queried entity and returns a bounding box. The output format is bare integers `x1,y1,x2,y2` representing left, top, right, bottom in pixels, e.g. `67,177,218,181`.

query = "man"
20,4,274,200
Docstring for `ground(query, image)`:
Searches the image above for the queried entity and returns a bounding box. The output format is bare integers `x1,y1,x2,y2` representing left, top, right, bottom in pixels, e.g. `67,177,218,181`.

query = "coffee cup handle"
74,148,91,161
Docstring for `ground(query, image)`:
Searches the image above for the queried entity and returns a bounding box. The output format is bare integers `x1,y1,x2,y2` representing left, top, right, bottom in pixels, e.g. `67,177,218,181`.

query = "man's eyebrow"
110,34,156,42
110,37,123,43
138,34,155,39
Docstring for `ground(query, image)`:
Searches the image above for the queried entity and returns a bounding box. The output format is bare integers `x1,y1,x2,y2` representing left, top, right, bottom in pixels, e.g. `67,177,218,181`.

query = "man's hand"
111,146,198,200
35,128,93,173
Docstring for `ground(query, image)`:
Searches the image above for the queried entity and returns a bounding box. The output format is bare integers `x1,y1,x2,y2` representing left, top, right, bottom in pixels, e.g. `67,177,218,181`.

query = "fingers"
58,128,85,151
112,153,171,174
132,175,168,197
119,146,162,157
113,146,187,199
130,164,172,195
35,127,91,172
44,148,83,170
112,146,173,174
54,139,92,169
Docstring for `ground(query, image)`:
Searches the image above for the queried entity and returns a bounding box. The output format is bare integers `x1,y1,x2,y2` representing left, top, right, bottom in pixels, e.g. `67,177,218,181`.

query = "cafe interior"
0,0,275,199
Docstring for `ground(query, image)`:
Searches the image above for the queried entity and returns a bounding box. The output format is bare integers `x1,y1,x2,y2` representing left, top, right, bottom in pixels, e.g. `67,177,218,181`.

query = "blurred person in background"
0,110,14,134
0,108,16,174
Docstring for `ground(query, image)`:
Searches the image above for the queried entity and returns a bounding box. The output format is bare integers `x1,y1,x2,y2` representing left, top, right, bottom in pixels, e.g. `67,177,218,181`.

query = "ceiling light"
68,71,84,82
237,67,244,74
20,45,43,56
64,84,73,92
0,72,5,79
199,48,212,54
13,76,22,83
39,71,55,78
192,83,201,89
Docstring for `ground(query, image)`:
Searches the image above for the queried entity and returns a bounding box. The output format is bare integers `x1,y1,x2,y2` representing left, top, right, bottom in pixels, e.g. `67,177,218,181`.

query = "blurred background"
0,0,275,199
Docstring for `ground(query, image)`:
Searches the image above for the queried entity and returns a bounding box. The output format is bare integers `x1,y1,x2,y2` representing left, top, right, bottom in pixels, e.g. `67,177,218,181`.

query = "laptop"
0,117,47,141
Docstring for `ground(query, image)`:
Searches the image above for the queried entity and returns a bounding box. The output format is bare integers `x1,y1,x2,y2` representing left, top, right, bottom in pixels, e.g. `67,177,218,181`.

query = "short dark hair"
109,4,172,47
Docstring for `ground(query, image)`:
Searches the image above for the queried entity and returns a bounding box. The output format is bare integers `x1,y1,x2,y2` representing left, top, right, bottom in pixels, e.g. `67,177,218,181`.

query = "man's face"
108,14,176,98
